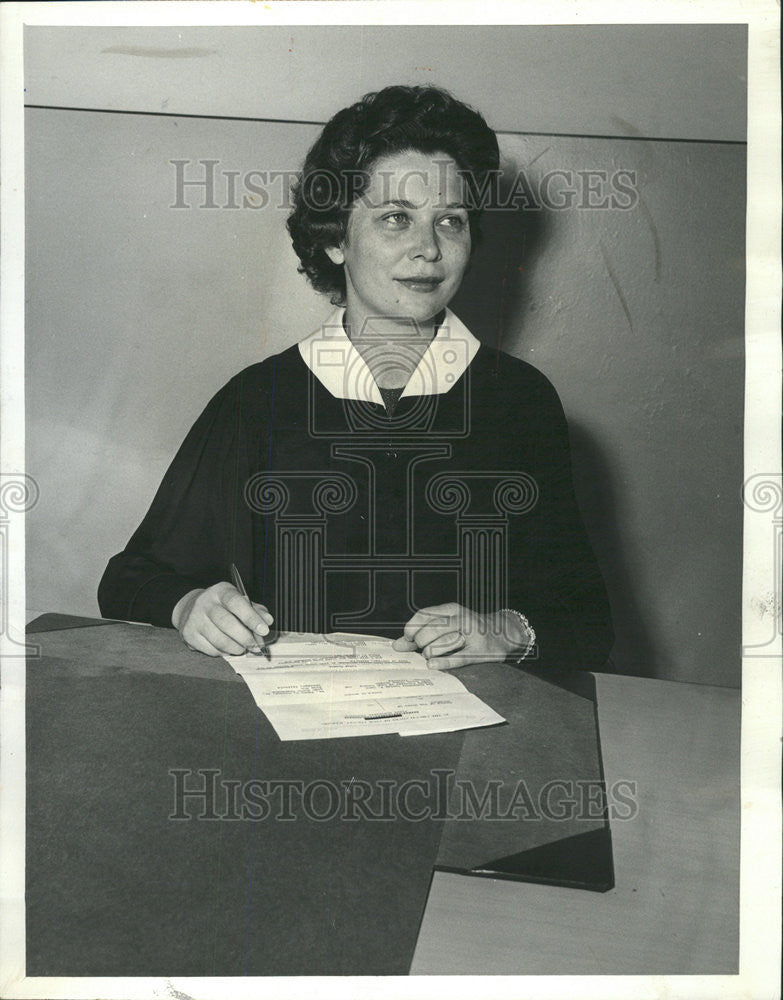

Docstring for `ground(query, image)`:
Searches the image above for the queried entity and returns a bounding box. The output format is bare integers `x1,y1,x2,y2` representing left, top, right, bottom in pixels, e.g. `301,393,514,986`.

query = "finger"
250,601,275,626
421,630,466,659
429,650,494,671
209,603,260,649
402,605,456,642
392,637,418,652
417,602,461,616
406,614,456,646
409,621,461,652
427,651,472,671
425,655,458,671
182,631,222,657
223,592,272,636
201,617,248,656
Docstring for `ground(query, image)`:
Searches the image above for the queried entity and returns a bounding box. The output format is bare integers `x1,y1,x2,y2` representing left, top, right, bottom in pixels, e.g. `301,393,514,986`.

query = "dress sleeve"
97,373,255,628
505,370,615,672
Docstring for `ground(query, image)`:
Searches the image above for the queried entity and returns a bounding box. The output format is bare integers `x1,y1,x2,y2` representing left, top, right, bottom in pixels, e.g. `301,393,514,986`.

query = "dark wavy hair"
286,85,500,304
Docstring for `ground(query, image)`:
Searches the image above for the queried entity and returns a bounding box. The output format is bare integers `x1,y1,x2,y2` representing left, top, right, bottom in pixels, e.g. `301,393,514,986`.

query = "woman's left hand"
392,602,531,670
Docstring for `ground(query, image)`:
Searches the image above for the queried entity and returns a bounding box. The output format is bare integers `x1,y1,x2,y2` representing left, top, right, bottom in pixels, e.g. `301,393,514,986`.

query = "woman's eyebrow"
375,198,418,210
374,198,467,210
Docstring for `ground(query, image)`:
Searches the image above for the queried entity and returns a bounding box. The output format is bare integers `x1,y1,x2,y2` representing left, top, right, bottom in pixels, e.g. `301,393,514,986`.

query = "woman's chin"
391,299,451,326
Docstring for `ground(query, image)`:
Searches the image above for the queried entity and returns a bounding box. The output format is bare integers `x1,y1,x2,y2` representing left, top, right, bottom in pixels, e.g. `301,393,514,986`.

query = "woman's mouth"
394,277,445,293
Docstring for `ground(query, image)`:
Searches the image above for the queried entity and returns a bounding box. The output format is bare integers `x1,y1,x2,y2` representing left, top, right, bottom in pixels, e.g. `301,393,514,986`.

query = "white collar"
298,307,480,404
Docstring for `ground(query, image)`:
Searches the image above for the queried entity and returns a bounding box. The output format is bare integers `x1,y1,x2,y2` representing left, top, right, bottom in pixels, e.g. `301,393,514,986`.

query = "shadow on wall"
450,173,548,349
452,183,658,678
568,421,659,679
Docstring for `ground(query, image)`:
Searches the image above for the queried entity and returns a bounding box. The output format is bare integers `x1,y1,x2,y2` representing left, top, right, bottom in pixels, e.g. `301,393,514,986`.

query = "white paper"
239,664,464,703
260,690,505,742
227,631,426,672
223,631,505,740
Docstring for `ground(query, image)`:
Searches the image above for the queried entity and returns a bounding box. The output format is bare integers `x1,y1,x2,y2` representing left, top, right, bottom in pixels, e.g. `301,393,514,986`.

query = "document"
229,632,426,671
223,632,505,741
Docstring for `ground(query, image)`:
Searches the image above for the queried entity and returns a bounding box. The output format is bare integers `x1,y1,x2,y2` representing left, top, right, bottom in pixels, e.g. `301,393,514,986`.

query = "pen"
230,562,271,660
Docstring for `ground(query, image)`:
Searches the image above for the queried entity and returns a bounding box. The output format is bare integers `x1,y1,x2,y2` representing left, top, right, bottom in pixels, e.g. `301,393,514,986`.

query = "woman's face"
327,149,471,327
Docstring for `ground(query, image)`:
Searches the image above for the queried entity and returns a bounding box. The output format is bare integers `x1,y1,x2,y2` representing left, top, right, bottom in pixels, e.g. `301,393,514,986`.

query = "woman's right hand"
171,583,273,656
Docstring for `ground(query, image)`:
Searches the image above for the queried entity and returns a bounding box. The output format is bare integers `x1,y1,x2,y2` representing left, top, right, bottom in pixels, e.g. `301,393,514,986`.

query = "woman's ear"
325,246,345,266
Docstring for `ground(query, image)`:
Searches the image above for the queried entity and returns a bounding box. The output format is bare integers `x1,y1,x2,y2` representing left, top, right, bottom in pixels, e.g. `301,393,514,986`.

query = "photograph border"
1,2,780,999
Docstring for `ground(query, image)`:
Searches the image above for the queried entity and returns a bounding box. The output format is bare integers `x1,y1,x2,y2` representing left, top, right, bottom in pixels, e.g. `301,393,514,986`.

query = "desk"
25,617,738,975
412,674,740,974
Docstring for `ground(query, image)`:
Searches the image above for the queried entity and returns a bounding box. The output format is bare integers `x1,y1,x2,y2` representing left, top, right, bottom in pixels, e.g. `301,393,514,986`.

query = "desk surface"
412,673,740,974
25,616,739,976
26,616,612,976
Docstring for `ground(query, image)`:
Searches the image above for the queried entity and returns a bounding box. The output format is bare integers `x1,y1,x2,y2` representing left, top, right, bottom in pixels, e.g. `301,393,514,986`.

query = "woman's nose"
408,224,441,262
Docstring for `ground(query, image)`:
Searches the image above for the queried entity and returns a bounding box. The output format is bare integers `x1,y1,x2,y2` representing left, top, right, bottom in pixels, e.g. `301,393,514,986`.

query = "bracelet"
498,608,536,664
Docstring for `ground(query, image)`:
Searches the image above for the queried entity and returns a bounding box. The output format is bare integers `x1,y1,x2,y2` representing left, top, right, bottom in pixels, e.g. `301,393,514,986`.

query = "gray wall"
24,24,746,142
24,26,746,686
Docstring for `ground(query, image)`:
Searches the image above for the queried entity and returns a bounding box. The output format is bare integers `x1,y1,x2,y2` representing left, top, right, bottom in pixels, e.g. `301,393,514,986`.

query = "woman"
98,85,613,672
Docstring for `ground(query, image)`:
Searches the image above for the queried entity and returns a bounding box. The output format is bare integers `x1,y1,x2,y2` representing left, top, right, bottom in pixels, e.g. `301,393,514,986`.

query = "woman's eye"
439,215,467,230
382,213,410,227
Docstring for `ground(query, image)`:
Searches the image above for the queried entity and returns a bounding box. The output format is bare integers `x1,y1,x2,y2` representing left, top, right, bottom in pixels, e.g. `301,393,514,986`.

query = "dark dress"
98,342,614,671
